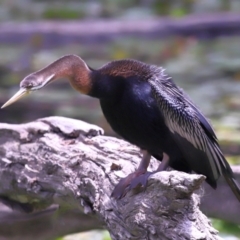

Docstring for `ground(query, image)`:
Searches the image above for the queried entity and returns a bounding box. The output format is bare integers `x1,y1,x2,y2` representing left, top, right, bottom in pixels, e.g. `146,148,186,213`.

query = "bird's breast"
100,80,168,151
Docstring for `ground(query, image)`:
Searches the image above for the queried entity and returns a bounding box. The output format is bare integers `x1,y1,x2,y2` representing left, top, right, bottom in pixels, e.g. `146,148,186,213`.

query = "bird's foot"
111,171,153,199
129,171,153,190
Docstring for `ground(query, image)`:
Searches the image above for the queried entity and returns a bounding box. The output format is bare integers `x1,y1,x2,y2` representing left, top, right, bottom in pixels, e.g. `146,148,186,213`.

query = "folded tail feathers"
223,172,240,202
221,160,240,202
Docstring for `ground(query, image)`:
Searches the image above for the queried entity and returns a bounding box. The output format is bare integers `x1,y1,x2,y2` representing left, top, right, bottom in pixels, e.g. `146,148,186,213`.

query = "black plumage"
2,55,240,201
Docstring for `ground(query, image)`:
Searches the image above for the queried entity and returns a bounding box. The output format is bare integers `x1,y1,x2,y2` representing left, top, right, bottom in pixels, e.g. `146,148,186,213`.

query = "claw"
111,171,155,199
111,178,131,199
129,171,152,189
111,171,145,199
111,152,169,199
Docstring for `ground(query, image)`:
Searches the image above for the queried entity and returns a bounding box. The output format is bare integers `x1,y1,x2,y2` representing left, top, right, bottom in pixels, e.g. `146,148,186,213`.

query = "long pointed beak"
1,88,30,109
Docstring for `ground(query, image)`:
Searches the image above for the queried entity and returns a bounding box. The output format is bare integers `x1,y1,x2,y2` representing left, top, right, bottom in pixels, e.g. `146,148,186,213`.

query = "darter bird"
2,55,240,201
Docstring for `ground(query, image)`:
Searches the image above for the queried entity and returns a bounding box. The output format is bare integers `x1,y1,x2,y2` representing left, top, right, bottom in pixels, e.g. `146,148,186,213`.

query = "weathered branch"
1,13,240,47
0,116,227,239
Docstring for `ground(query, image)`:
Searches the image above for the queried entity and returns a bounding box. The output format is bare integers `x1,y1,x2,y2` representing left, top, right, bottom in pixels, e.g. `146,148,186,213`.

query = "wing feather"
148,70,224,180
143,65,240,200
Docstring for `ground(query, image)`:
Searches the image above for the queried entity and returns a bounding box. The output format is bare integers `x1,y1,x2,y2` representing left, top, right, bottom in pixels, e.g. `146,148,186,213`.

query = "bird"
2,54,240,201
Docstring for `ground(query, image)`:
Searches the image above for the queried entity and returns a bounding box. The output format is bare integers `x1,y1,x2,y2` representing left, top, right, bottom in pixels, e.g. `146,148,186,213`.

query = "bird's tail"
221,160,240,202
211,141,240,202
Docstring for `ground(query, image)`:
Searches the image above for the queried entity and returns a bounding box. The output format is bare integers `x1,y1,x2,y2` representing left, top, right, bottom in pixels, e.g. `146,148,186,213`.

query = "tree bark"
0,116,227,239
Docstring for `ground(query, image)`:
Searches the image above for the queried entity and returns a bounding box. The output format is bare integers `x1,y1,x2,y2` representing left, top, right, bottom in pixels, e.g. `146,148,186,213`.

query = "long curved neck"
33,55,92,94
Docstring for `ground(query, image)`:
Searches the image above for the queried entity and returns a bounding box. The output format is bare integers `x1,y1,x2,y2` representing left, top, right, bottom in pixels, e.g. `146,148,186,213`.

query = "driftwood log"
0,116,237,240
0,12,240,47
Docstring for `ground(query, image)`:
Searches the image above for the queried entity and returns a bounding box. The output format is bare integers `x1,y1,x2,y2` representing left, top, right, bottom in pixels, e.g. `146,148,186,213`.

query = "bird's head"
1,55,91,109
1,72,55,109
1,73,54,108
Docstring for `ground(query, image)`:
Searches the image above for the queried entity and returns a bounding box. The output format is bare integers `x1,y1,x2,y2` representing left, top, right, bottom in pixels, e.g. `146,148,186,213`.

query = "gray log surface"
0,116,233,240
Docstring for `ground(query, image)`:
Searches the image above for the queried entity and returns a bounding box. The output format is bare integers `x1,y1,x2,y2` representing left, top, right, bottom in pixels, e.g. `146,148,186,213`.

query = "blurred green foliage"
153,0,172,16
102,231,111,240
42,8,85,20
212,219,240,238
0,0,240,21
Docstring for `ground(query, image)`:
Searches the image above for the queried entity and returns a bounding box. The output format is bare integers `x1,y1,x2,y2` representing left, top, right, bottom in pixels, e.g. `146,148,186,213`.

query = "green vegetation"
0,0,240,21
42,8,85,20
212,219,240,238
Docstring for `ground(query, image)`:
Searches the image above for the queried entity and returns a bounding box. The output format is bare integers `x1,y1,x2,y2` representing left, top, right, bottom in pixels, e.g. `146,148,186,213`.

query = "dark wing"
179,90,217,141
148,69,240,202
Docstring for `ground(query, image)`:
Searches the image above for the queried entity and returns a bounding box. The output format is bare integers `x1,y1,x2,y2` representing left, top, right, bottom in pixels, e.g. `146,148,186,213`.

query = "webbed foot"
111,170,146,199
129,171,153,189
111,151,170,199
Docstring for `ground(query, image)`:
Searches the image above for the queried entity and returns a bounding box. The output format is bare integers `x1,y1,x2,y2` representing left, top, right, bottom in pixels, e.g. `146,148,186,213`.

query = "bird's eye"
25,83,34,89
